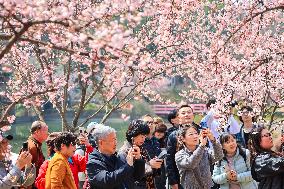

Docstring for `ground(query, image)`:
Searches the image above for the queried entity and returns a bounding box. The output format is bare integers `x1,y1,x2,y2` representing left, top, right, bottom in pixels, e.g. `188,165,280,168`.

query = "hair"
53,132,77,151
177,124,199,151
206,99,216,109
154,123,167,133
248,126,276,162
141,114,153,119
91,125,116,147
30,121,46,134
239,106,256,123
248,126,278,182
218,133,247,166
167,109,177,126
177,104,193,116
126,120,150,143
153,117,164,124
46,132,61,157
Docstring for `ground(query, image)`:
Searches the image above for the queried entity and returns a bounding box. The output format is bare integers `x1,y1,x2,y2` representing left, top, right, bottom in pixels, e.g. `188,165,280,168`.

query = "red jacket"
35,153,88,189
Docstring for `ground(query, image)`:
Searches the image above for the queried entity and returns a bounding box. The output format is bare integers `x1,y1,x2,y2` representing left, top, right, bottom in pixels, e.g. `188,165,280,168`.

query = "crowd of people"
0,101,284,189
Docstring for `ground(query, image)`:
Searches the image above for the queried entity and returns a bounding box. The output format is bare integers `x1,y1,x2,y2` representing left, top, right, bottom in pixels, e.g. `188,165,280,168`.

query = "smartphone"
22,142,28,152
156,159,163,162
200,122,208,130
79,127,85,134
157,150,167,159
131,137,138,152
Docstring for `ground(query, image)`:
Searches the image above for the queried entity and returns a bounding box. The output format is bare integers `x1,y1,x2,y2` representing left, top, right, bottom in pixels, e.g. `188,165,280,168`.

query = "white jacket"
212,148,258,189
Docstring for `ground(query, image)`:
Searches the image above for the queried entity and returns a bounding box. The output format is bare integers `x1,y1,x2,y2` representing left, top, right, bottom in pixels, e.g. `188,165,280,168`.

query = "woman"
153,123,167,148
212,133,257,189
119,120,163,189
35,132,89,189
0,131,36,188
249,126,284,189
175,125,223,189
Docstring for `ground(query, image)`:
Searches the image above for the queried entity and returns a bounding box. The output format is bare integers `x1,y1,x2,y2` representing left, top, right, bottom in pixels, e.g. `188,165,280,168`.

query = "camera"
79,127,85,134
22,142,28,152
229,100,238,108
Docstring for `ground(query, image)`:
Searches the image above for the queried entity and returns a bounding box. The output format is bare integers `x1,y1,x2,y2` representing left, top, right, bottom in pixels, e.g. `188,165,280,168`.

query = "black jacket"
164,126,178,147
166,130,180,185
142,137,161,159
252,152,284,189
87,149,145,189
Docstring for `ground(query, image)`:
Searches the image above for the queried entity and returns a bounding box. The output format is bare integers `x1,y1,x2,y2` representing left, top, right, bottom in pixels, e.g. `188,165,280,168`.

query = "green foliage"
84,103,99,111
122,100,154,119
15,104,27,117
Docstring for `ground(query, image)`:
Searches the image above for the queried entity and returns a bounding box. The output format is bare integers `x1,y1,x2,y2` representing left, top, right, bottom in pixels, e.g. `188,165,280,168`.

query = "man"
87,125,145,189
200,99,240,140
166,104,200,189
166,109,178,137
45,132,77,189
0,131,36,188
235,106,257,147
26,121,48,188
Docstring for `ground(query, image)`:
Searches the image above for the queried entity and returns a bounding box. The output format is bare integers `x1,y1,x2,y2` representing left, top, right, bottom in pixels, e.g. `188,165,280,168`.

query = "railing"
151,104,206,115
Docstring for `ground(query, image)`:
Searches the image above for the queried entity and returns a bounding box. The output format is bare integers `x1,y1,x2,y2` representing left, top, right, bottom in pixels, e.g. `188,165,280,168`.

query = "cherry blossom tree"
0,0,189,131
165,0,284,126
1,0,284,131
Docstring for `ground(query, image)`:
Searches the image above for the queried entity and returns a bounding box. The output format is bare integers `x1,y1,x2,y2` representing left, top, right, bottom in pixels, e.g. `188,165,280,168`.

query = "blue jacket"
87,149,145,189
235,123,258,148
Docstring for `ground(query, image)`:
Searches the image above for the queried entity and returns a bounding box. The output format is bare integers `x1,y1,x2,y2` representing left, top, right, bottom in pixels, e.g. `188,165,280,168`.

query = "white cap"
86,122,104,135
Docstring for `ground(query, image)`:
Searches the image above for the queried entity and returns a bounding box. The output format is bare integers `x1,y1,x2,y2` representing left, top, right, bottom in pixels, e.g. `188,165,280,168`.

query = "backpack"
217,146,248,168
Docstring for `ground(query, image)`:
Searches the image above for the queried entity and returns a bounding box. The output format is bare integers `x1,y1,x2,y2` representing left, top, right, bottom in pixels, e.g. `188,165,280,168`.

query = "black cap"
0,131,13,141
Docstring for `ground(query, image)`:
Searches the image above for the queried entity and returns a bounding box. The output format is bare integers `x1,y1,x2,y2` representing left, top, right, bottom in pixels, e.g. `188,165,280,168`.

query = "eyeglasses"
242,111,249,115
261,133,272,138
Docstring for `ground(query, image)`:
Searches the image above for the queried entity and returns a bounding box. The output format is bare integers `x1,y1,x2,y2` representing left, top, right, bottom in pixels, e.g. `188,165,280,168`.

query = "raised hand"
126,149,134,166
203,129,215,142
199,131,207,147
16,151,32,169
149,157,163,169
132,145,141,159
78,134,90,146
